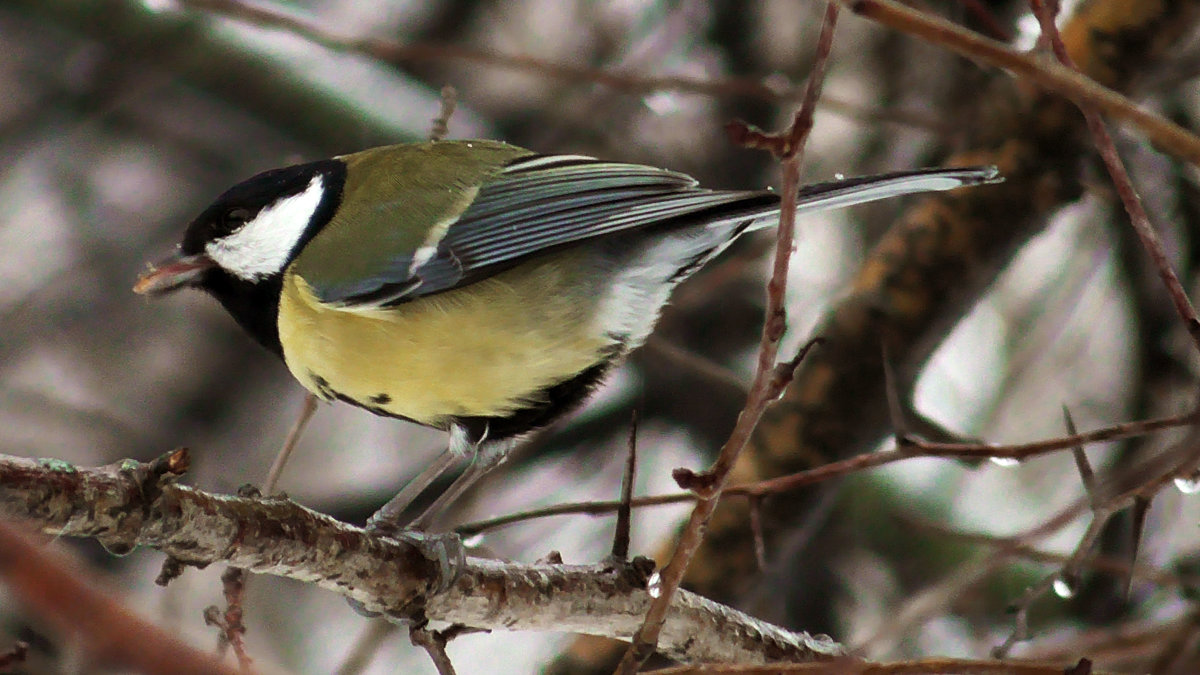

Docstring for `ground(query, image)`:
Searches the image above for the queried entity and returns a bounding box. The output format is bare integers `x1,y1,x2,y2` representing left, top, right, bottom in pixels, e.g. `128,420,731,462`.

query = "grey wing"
318,156,999,308
319,154,777,307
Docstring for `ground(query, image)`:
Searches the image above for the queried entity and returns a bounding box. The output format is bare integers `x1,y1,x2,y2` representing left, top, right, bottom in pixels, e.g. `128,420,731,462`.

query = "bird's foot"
348,525,466,619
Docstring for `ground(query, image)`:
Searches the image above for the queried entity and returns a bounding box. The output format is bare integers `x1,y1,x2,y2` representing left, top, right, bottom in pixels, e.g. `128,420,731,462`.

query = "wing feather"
309,151,999,309
317,155,772,307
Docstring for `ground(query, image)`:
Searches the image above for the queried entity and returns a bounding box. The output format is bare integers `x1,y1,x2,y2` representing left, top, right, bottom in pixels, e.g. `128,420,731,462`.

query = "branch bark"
0,451,841,667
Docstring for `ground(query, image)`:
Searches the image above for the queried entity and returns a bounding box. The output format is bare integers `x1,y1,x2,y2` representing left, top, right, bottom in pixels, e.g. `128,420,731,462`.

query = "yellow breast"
277,251,612,428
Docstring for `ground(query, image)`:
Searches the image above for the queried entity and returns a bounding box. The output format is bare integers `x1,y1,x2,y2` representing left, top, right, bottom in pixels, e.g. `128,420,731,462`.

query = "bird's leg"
351,428,481,612
263,392,319,495
409,434,516,530
365,425,478,534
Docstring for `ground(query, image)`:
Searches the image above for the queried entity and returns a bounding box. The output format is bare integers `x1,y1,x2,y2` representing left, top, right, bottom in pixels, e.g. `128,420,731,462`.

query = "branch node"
155,556,192,587
671,467,718,497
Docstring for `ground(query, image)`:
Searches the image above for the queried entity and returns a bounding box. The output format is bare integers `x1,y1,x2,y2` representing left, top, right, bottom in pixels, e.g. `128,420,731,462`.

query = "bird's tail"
738,164,1002,233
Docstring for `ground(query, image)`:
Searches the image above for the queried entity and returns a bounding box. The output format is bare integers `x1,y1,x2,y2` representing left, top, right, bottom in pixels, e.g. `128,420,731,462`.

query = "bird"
134,139,998,529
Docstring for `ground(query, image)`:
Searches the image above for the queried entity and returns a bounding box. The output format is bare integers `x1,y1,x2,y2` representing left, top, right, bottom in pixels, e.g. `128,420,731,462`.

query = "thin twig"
207,389,316,667
1028,0,1200,353
177,0,946,133
993,570,1061,657
904,516,1195,589
839,0,1200,166
454,408,1199,535
219,567,253,671
653,656,1101,674
642,337,748,395
881,340,909,440
409,626,457,675
612,411,639,561
223,391,316,667
616,4,840,670
748,496,768,572
428,85,458,142
1064,406,1097,505
1126,496,1150,599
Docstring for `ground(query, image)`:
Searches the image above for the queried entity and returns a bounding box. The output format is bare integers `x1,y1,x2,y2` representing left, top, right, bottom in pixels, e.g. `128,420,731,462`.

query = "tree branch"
0,451,841,667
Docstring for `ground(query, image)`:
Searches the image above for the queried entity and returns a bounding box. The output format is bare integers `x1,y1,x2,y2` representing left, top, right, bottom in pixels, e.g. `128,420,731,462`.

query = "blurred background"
2,0,1200,673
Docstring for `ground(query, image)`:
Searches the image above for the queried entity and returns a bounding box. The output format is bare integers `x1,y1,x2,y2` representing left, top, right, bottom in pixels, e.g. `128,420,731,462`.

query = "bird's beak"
133,253,217,296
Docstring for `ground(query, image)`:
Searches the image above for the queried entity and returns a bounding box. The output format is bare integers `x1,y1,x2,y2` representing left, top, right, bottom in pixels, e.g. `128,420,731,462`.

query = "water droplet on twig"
647,571,662,598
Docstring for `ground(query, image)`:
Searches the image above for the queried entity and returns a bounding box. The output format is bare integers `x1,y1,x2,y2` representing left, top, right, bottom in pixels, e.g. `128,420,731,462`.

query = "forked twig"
616,4,840,670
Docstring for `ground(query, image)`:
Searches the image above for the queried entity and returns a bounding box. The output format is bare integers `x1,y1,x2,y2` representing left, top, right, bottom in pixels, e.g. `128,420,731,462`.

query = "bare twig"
612,411,638,562
454,408,1199,535
1064,406,1098,504
652,655,1106,674
1027,0,1200,353
218,567,252,671
748,496,767,572
642,337,748,395
746,407,1200,497
1126,495,1150,599
904,517,1196,589
428,85,458,142
617,4,840,671
838,0,1200,166
409,626,457,675
213,391,316,671
881,340,909,440
176,0,945,133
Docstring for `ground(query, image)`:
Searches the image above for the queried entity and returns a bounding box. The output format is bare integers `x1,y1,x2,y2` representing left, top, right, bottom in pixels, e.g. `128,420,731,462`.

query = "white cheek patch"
206,174,326,280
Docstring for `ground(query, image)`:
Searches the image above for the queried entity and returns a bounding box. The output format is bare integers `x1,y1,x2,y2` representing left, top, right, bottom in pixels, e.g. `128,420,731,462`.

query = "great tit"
135,139,997,526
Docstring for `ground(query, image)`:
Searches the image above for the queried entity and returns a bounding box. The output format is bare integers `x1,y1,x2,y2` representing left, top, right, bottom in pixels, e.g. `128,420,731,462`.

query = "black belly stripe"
455,347,622,444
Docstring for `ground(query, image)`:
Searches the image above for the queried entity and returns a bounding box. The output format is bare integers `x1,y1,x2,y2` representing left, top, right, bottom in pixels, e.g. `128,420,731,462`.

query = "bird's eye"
223,207,252,228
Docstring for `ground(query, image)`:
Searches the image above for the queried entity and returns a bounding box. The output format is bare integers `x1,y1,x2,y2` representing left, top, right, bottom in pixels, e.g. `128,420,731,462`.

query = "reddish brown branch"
617,5,840,671
0,520,240,675
216,567,253,670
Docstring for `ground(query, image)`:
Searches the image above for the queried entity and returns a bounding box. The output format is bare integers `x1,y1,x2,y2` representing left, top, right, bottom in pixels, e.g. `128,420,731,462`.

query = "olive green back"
291,140,533,294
